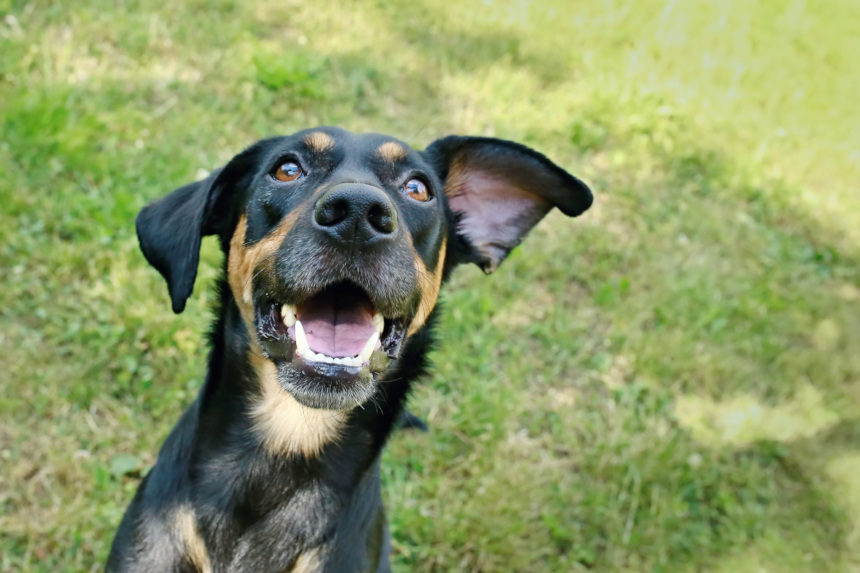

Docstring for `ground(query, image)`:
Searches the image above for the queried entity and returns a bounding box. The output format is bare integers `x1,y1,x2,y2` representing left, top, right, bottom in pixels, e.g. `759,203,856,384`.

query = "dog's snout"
314,184,398,245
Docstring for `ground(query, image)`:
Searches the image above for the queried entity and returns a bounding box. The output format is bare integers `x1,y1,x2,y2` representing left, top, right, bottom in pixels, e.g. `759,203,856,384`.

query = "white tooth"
372,313,385,334
282,304,296,328
357,331,380,364
294,320,310,357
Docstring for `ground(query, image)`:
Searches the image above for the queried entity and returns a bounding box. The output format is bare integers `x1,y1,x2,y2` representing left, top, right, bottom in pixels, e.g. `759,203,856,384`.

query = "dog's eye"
402,178,431,202
274,162,303,182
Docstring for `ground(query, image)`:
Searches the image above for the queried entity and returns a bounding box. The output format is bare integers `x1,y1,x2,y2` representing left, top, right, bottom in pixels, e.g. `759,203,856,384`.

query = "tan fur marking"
408,237,447,335
174,505,212,573
289,546,323,572
304,131,335,152
249,350,346,457
228,213,344,457
228,213,300,329
376,141,407,162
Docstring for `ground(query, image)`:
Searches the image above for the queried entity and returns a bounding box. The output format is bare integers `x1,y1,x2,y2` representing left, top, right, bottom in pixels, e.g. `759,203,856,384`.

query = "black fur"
107,127,591,572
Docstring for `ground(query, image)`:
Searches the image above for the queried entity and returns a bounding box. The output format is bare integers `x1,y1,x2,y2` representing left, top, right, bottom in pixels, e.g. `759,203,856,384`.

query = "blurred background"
1,0,858,571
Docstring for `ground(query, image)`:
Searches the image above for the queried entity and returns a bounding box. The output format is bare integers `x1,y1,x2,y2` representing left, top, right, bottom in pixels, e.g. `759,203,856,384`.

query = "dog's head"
136,127,591,410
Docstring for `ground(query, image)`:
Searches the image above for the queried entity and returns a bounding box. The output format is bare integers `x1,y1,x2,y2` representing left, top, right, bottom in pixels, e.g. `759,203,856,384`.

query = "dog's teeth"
293,322,378,367
372,313,384,335
294,320,310,357
357,331,380,364
281,304,296,328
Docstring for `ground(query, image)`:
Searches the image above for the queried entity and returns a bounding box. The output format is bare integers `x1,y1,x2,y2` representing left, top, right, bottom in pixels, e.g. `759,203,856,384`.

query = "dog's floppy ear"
137,142,266,313
136,169,227,313
424,136,592,273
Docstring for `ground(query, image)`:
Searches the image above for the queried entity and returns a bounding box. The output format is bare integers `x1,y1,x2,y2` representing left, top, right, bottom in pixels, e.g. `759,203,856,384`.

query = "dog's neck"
191,279,425,480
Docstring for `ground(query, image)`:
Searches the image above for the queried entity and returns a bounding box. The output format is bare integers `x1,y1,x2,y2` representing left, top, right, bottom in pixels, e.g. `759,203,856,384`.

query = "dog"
106,127,592,572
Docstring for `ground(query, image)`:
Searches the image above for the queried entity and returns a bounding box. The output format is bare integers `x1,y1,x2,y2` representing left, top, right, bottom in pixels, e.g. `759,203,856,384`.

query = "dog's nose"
314,183,397,245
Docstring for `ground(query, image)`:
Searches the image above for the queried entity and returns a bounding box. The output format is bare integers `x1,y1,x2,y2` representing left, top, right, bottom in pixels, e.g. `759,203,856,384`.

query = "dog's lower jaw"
255,328,390,411
274,361,379,410
252,286,407,412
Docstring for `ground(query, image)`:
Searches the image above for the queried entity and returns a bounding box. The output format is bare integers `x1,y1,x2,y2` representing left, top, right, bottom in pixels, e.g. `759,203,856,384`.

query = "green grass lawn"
1,1,858,571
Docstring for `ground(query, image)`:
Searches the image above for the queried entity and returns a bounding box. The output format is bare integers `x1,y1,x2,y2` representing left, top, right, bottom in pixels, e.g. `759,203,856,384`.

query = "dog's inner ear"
426,137,593,273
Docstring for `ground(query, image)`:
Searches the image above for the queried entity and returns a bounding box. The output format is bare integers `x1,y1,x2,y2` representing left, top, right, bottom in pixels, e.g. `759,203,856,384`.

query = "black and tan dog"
107,127,592,572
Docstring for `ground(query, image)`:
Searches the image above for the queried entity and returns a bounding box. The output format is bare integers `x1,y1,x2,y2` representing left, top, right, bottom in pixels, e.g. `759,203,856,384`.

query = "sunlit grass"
1,0,858,571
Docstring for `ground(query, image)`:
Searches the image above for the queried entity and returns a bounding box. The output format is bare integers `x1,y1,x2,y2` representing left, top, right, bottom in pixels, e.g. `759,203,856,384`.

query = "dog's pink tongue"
299,293,376,357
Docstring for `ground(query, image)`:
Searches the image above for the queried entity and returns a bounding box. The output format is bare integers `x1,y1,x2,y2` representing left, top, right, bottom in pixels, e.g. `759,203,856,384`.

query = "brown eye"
402,178,431,202
274,161,303,182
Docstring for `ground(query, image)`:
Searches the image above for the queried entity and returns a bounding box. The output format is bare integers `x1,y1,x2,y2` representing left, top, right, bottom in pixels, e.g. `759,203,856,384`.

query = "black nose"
314,183,398,245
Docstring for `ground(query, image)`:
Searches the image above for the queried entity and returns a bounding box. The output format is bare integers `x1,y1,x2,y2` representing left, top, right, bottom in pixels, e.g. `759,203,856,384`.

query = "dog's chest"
192,452,383,571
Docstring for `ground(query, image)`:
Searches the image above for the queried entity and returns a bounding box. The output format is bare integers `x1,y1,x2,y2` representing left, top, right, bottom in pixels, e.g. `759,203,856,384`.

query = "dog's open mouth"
256,281,408,373
287,284,382,367
253,278,414,409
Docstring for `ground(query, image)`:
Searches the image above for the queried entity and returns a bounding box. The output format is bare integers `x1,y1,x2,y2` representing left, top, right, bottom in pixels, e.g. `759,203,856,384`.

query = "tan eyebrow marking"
376,141,407,162
304,131,335,152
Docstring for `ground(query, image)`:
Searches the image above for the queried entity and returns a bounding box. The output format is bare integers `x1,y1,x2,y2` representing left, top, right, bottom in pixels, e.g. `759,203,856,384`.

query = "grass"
1,0,858,571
